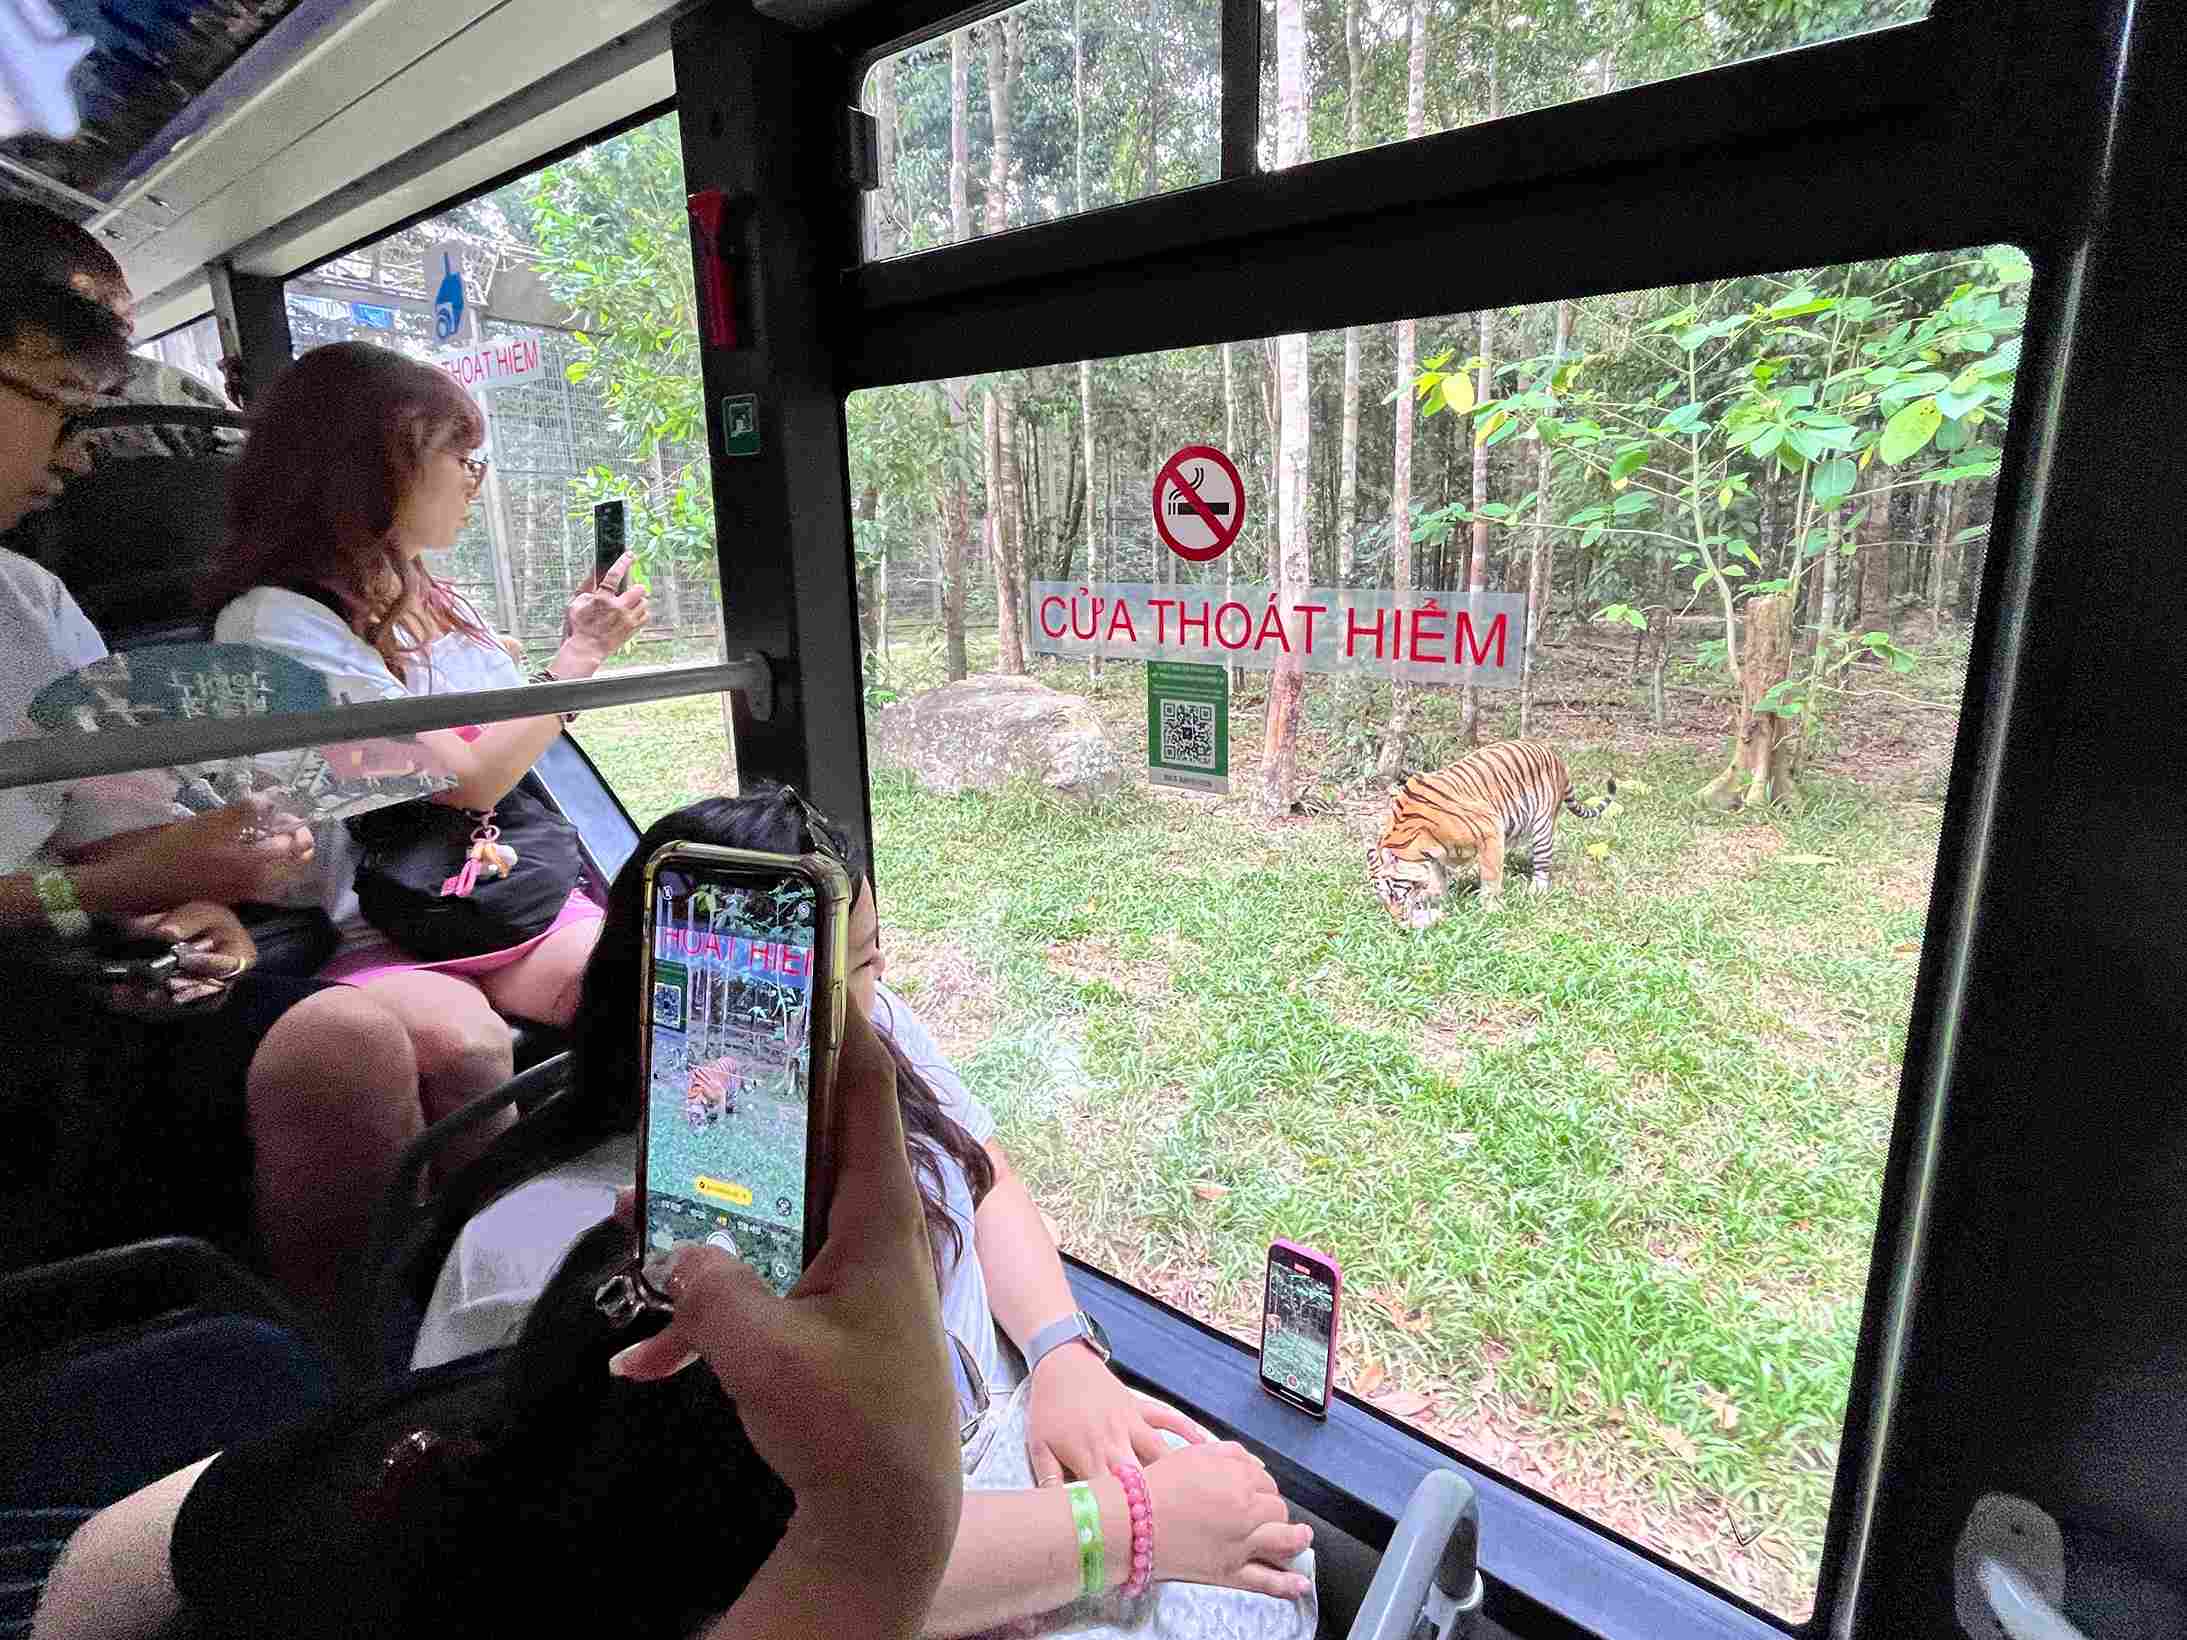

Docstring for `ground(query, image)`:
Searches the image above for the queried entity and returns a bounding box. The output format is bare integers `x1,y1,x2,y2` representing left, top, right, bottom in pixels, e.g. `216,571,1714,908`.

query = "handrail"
0,655,772,791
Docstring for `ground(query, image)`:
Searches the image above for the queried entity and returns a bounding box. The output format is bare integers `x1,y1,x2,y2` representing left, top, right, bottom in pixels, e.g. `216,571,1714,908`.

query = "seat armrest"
1344,1468,1483,1640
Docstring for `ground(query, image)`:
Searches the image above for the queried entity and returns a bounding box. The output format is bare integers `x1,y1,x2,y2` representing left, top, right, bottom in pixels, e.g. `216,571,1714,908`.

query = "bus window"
132,314,229,404
280,112,725,681
859,0,1222,262
1265,0,1932,168
845,245,2025,1619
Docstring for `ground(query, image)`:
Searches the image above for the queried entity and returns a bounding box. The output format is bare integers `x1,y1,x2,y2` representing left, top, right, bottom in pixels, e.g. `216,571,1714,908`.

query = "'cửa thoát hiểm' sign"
1030,582,1526,688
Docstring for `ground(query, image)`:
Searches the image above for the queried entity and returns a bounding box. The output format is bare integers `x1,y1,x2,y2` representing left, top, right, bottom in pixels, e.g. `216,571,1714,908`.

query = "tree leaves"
1809,457,1856,507
1879,398,1944,464
1608,446,1650,482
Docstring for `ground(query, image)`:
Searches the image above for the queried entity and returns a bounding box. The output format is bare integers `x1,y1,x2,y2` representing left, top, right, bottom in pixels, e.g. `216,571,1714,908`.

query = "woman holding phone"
410,791,1318,1639
202,342,651,1118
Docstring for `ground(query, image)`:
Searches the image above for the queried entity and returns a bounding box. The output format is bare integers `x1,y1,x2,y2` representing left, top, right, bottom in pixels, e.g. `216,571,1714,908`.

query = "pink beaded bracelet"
1111,1461,1154,1598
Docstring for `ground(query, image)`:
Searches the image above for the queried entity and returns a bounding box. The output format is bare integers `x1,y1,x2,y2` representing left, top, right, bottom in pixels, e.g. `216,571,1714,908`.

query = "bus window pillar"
207,262,293,409
671,6,872,870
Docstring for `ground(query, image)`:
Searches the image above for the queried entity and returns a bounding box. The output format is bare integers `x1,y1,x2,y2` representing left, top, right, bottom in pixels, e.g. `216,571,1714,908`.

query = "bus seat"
0,1237,341,1620
15,406,245,652
354,1052,580,1378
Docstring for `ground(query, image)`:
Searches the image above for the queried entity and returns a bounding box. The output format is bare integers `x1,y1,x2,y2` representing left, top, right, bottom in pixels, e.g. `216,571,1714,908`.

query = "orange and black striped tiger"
1368,740,1612,927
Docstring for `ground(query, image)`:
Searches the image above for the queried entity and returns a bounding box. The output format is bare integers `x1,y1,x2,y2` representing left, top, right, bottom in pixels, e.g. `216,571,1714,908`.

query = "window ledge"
1065,1257,1791,1640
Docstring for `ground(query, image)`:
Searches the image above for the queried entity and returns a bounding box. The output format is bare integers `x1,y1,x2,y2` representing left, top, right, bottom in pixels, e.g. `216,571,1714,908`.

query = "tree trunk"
1221,341,1241,690
1930,482,1960,627
875,497,891,661
1699,592,1796,810
1260,0,1311,818
872,61,899,260
1336,0,1362,584
984,21,1028,674
1373,0,1429,782
1458,303,1496,744
1519,300,1567,740
1856,483,1892,642
940,35,973,680
1074,0,1101,682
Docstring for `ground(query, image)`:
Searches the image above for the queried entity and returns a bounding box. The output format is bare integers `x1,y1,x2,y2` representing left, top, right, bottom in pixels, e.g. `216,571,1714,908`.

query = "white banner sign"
434,334,546,394
1030,582,1526,687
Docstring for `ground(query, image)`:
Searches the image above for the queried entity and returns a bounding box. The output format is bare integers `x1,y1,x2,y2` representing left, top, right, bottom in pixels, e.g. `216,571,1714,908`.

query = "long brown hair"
204,341,494,676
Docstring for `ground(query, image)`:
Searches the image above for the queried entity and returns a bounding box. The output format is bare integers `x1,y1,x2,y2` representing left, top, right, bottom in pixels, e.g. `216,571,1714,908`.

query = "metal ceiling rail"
0,656,771,791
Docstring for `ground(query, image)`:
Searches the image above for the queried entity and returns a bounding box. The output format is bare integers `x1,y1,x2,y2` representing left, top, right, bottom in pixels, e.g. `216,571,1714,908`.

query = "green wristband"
1065,1480,1105,1599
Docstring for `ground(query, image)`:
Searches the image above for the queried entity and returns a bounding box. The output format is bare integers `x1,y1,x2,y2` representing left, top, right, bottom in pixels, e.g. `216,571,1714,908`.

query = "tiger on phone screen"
1368,739,1613,928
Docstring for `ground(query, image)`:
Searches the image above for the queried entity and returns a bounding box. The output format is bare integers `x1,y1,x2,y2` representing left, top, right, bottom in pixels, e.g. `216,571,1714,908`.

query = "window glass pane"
860,0,1222,262
846,244,2026,1619
281,110,723,683
132,314,230,404
572,693,740,832
1264,0,1931,168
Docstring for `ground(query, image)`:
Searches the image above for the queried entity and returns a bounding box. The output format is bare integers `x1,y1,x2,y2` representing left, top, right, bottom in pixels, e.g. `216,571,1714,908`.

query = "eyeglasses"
0,366,102,443
456,453,489,495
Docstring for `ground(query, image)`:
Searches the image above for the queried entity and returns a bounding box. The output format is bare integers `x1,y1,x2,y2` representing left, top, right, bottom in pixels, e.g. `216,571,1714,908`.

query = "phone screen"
642,862,818,1297
593,499,627,588
1261,1256,1335,1410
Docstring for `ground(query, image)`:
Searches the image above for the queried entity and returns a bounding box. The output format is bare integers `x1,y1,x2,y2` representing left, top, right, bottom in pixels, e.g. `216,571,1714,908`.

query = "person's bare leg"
356,972,519,1179
246,989,421,1325
476,917,600,1029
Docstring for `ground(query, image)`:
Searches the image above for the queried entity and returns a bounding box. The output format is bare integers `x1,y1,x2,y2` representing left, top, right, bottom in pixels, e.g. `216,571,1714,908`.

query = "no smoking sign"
1153,444,1246,564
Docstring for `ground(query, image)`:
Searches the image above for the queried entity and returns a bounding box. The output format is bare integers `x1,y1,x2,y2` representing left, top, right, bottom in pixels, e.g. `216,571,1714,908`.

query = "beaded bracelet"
1110,1461,1154,1598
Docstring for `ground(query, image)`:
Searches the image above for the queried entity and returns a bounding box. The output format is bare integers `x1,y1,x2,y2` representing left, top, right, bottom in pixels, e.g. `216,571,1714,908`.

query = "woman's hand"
609,1005,960,1591
555,552,649,675
1145,1442,1312,1601
99,903,256,1017
72,801,314,919
1026,1345,1207,1486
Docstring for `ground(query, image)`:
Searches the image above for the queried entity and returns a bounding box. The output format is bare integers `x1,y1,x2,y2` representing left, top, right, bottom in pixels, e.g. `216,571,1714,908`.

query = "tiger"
1368,739,1613,928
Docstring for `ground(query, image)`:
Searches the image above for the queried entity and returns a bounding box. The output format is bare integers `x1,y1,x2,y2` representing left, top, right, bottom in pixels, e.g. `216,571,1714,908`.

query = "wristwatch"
1024,1311,1111,1377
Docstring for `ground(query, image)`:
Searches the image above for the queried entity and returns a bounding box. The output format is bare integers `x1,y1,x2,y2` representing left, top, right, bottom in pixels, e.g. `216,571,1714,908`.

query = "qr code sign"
1159,699,1218,770
652,980,685,1031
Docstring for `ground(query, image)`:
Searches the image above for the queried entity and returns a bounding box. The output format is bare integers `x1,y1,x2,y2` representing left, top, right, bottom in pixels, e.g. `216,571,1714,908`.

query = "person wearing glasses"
201,342,650,1139
408,792,1318,1640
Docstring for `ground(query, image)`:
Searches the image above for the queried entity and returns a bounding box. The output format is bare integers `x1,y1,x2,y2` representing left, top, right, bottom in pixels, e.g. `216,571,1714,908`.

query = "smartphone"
49,935,180,985
634,842,851,1300
592,499,628,590
1259,1240,1341,1418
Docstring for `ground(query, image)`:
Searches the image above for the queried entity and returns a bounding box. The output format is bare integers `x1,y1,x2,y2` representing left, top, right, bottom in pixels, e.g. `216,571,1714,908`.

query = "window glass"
1262,0,1932,169
859,0,1222,261
282,111,723,683
132,314,229,404
846,244,2026,1618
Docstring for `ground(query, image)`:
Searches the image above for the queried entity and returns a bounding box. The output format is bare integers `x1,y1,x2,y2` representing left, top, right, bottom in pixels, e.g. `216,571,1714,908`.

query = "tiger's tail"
1563,776,1616,821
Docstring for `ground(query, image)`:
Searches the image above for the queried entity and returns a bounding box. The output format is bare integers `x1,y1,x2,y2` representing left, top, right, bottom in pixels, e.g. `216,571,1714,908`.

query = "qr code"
651,980,685,1031
1159,699,1218,770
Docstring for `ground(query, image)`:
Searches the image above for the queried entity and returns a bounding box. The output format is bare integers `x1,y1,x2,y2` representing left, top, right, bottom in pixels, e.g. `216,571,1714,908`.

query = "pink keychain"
441,816,519,899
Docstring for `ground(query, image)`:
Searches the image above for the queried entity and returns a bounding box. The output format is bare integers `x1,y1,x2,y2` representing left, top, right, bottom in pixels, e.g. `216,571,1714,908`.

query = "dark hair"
0,278,130,387
550,787,993,1284
0,201,127,298
168,1219,791,1640
203,342,493,675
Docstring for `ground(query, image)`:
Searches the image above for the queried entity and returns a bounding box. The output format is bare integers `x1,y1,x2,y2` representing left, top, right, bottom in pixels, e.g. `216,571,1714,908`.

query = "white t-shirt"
210,586,525,937
408,983,1011,1388
0,547,170,873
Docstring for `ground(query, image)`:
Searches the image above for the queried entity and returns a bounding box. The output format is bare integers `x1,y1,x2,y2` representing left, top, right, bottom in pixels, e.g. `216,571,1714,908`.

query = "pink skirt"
320,890,605,988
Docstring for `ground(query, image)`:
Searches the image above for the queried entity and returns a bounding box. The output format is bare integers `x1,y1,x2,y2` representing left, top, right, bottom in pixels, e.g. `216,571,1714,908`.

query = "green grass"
573,632,1950,1618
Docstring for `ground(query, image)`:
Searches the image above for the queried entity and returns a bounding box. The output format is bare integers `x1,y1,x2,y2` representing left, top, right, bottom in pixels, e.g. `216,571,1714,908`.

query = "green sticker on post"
1147,661,1229,795
723,394,760,458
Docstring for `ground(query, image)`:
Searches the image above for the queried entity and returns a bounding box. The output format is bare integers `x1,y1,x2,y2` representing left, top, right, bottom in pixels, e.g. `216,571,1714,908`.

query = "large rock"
874,673,1125,800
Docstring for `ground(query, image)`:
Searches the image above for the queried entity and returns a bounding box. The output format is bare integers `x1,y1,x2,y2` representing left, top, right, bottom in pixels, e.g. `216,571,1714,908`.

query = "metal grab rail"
0,655,774,791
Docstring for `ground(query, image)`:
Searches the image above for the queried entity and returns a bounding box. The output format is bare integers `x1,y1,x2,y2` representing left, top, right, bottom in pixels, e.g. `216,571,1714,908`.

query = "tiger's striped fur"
1368,740,1612,927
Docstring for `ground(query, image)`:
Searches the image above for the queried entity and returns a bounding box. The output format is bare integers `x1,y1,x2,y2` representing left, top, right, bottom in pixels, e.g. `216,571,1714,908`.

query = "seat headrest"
27,451,234,646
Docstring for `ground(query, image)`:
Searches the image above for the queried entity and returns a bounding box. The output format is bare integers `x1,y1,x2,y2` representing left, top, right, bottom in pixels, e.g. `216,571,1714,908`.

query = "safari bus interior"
0,0,2179,1634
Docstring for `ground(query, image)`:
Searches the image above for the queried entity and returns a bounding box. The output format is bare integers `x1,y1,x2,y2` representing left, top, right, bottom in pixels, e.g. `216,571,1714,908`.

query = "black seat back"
17,404,245,649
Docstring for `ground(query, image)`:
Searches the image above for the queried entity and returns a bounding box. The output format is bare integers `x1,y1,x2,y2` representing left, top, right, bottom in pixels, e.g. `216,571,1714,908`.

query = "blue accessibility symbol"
433,252,465,341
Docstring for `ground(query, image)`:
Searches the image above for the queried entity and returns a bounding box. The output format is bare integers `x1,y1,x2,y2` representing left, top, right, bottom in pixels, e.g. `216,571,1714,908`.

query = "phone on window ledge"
620,841,851,1312
1259,1239,1341,1418
592,498,628,591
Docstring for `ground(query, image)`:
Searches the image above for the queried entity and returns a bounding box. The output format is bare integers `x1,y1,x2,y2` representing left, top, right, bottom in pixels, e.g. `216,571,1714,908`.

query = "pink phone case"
1264,1238,1341,1413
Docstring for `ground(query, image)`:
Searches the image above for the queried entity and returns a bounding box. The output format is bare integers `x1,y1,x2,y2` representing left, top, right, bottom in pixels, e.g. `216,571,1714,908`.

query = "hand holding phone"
1259,1240,1341,1418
